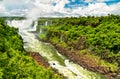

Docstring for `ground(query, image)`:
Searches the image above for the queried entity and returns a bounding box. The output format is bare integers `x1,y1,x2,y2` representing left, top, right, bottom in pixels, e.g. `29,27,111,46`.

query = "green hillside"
0,18,61,79
39,15,120,74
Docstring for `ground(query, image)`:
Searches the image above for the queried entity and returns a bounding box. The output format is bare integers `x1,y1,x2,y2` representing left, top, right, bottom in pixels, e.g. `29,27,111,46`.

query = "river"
7,19,105,79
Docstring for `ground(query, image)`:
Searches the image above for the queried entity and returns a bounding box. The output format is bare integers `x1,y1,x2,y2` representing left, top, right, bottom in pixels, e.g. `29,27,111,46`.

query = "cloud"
3,0,34,10
0,0,119,17
8,9,28,16
0,2,8,16
27,0,70,18
84,0,110,3
0,5,5,12
84,3,110,16
53,0,70,13
109,2,120,15
0,0,34,16
66,2,120,16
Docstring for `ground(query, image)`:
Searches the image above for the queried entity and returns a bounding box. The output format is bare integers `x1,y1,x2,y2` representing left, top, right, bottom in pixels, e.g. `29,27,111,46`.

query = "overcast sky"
0,0,120,17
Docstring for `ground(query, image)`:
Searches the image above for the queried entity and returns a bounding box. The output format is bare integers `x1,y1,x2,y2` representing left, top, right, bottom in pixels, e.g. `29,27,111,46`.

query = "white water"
7,20,104,79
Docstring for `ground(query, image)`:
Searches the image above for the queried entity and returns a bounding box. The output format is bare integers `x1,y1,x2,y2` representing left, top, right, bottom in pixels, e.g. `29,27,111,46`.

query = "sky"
0,0,120,17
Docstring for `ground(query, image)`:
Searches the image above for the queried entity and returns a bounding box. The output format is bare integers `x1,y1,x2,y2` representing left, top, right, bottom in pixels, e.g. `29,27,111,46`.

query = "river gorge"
7,19,105,79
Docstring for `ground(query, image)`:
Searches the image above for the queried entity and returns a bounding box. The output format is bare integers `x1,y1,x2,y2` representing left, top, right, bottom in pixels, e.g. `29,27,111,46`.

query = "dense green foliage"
39,15,120,72
0,18,61,79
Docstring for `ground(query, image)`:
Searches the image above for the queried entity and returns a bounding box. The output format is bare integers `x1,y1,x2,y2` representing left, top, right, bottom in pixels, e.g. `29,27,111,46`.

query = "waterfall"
44,21,52,26
28,20,38,31
7,19,105,79
39,21,51,34
39,29,43,34
45,21,48,26
6,0,105,78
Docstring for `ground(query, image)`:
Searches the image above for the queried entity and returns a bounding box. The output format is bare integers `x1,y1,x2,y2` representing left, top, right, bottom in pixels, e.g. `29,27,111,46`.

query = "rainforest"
0,15,120,79
38,15,120,79
1,0,120,79
0,18,61,79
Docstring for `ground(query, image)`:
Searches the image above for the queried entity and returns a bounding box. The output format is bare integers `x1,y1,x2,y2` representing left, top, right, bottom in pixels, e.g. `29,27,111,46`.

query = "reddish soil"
29,52,49,67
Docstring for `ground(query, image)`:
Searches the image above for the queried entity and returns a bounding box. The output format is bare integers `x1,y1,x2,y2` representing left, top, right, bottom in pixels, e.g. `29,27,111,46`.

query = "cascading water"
45,21,48,26
7,19,105,79
6,0,105,79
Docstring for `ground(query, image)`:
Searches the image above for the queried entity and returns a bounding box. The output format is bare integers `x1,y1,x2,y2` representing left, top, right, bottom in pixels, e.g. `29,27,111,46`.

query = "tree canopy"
0,18,61,79
39,15,120,73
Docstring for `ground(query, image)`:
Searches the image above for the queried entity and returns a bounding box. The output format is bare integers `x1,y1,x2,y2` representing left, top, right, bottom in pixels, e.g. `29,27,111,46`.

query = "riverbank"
37,15,120,79
36,33,119,79
47,41,119,79
29,52,49,67
28,52,65,79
